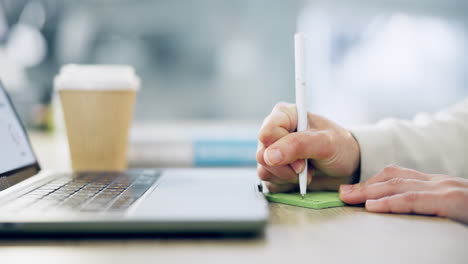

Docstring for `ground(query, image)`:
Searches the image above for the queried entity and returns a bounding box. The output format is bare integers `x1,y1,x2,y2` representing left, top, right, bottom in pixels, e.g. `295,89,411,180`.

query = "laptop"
0,82,268,235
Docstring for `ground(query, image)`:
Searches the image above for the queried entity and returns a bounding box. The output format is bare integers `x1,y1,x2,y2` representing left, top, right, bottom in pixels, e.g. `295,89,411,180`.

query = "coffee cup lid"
54,64,140,91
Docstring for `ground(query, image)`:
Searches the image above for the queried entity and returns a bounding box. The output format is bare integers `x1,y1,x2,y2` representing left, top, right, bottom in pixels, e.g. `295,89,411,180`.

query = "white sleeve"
350,98,468,183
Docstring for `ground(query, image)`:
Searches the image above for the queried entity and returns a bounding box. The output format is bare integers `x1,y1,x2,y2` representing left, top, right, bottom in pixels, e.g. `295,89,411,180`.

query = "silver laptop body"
0,82,268,235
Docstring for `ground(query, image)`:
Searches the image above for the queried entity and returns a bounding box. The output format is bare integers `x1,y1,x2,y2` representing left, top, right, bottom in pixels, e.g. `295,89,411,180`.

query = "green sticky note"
265,192,345,209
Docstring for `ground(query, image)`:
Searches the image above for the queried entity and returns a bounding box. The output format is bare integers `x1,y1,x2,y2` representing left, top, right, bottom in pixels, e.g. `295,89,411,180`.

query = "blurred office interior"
0,0,467,129
300,0,468,126
0,0,298,129
0,0,467,172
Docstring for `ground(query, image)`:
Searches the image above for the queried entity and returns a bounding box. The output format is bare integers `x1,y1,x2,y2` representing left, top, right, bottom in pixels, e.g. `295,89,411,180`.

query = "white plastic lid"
54,64,140,91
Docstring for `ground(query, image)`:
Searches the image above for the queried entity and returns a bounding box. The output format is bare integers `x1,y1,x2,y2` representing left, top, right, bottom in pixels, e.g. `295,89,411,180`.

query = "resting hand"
256,102,360,193
339,165,468,224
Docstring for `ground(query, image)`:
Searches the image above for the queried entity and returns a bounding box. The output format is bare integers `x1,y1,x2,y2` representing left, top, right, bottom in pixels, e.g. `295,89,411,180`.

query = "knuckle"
256,151,266,166
383,165,402,175
258,124,280,147
305,131,334,159
441,189,465,200
287,135,301,154
257,166,270,181
258,130,273,145
260,114,274,129
438,178,463,187
274,102,291,112
402,192,419,203
274,102,295,122
358,184,369,195
256,143,267,165
387,177,405,186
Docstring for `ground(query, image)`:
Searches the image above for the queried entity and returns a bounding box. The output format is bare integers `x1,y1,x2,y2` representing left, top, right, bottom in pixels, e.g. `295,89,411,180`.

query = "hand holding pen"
256,34,360,194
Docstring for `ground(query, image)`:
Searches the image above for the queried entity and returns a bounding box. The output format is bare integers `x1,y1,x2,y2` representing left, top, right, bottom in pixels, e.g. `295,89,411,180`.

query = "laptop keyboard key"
2,170,161,213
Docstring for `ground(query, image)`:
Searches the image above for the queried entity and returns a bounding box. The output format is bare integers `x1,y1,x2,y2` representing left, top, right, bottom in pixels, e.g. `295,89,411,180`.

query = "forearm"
350,98,468,182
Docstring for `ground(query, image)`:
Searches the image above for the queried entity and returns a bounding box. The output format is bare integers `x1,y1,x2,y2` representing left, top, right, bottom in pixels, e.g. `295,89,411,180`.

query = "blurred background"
0,0,467,128
0,0,298,129
0,0,467,166
300,0,468,126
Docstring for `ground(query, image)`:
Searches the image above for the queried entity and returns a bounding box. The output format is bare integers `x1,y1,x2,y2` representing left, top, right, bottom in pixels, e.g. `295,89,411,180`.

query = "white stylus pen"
294,33,308,199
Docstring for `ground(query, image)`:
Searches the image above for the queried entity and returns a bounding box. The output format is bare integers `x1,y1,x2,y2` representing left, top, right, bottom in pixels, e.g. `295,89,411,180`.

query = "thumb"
263,130,335,166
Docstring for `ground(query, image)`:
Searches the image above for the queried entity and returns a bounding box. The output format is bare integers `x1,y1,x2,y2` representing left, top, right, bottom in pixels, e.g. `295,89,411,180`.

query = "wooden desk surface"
1,132,466,264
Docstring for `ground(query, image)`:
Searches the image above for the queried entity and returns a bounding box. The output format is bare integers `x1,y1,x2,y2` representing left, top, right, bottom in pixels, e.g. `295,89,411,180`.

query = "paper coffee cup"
54,64,140,171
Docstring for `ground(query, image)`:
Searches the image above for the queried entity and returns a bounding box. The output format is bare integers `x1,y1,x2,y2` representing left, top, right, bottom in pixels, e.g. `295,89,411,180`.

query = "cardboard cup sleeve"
59,90,136,171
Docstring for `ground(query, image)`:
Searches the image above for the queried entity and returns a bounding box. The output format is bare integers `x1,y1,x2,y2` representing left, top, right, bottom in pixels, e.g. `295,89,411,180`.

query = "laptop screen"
0,82,39,190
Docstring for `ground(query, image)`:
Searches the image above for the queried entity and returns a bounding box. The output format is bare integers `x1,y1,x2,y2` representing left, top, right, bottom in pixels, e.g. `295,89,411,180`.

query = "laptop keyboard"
2,170,161,213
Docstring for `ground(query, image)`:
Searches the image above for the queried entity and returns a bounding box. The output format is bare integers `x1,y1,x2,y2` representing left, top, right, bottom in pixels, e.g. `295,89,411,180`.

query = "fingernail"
291,161,304,174
340,184,353,194
365,200,378,210
265,149,283,165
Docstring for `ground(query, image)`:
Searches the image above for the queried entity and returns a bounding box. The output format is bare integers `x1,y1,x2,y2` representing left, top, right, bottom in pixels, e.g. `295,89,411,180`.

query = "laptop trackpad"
131,168,267,221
